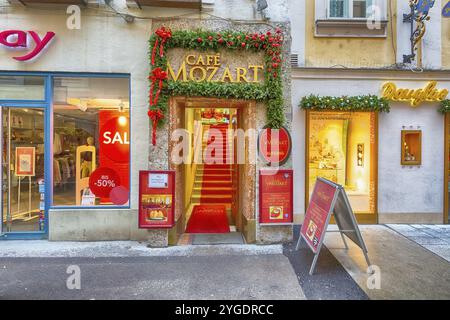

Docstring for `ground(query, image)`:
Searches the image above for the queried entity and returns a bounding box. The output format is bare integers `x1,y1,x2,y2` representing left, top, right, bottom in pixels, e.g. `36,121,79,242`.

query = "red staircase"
191,124,234,206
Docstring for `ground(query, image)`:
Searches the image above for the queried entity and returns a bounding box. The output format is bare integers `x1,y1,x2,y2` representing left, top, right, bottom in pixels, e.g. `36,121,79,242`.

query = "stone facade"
147,18,293,246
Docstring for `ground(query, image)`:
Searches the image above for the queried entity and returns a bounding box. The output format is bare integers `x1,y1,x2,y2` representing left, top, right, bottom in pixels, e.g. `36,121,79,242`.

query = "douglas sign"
0,30,55,61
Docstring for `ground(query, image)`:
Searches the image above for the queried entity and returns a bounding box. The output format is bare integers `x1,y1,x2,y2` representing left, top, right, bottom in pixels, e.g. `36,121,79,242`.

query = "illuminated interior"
308,111,376,214
183,107,239,233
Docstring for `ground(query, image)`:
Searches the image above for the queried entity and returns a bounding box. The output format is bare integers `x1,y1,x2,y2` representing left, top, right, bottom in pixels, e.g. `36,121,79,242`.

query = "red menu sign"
300,178,338,253
258,126,292,166
259,169,293,224
139,170,175,229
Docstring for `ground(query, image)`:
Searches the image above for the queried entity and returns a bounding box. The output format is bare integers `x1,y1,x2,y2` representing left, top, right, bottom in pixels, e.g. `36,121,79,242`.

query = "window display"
307,111,376,215
401,130,422,165
52,77,130,207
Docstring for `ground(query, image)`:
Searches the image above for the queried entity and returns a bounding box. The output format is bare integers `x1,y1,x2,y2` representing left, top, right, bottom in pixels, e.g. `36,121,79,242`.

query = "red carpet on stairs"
185,205,230,233
201,124,233,204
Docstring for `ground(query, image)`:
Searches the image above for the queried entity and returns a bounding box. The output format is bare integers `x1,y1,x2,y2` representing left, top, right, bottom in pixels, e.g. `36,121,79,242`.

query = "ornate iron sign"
403,0,436,63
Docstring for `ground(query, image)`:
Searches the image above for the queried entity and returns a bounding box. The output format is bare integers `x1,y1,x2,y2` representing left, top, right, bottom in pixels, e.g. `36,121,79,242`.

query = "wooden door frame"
304,110,379,224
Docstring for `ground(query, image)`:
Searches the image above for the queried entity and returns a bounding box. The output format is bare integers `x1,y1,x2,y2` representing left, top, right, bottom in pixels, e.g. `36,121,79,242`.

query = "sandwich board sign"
296,177,371,275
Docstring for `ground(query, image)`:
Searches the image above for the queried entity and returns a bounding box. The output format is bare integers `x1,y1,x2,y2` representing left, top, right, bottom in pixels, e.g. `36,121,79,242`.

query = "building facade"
0,0,449,244
291,0,450,225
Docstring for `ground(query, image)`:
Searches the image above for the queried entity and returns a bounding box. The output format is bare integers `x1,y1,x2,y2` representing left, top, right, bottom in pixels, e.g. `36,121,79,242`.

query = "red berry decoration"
218,38,224,44
273,72,278,78
272,63,278,68
241,42,246,48
276,28,282,34
197,37,203,43
245,35,249,40
263,45,267,49
254,43,259,48
208,36,213,41
267,31,272,36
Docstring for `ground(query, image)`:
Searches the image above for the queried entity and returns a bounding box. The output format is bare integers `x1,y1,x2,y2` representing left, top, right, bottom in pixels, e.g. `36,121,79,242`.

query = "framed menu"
259,169,293,224
138,170,175,229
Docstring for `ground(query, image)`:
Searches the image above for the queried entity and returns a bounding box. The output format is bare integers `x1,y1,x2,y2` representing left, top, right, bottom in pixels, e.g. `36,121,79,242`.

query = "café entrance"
169,97,257,245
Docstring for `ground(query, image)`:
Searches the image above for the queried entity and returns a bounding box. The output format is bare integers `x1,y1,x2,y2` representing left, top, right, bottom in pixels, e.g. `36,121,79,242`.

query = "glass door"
1,107,45,232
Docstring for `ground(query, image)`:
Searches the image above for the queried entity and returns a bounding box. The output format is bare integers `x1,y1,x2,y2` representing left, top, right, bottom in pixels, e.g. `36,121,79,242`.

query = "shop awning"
127,0,201,9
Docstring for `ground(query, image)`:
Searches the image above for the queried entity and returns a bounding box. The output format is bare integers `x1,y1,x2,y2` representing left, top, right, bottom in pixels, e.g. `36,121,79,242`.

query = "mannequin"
80,137,94,178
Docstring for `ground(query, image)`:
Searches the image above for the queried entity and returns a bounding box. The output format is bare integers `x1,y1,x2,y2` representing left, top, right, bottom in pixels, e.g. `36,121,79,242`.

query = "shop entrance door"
1,107,45,233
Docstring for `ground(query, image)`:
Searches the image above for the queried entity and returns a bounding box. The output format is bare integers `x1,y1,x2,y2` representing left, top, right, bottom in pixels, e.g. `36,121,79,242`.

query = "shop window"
0,76,45,101
307,111,376,215
401,130,421,166
52,77,130,207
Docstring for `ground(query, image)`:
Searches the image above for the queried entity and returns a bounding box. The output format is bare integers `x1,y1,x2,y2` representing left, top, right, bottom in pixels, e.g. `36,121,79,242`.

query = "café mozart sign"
382,81,449,107
167,52,264,83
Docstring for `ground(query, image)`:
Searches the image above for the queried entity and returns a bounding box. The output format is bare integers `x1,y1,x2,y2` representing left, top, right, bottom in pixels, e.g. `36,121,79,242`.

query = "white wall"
378,101,444,214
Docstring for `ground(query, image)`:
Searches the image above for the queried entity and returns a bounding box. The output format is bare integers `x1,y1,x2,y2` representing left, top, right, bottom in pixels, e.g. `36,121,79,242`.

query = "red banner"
259,169,293,224
300,179,338,253
99,111,130,204
139,170,175,229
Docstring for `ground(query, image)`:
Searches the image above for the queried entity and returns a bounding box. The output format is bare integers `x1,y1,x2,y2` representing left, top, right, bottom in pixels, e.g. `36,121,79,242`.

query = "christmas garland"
148,27,285,145
299,95,390,112
438,99,450,113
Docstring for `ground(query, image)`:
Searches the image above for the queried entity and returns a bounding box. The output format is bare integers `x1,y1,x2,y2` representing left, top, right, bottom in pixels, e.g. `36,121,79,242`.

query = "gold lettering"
382,81,449,107
248,65,264,83
167,61,187,81
221,67,235,83
189,66,207,82
207,66,219,82
236,67,249,83
213,54,220,66
196,55,205,66
186,54,196,66
206,55,214,66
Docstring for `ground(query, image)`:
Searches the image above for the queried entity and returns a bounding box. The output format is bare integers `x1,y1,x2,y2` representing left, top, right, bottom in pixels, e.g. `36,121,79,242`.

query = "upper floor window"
329,0,373,19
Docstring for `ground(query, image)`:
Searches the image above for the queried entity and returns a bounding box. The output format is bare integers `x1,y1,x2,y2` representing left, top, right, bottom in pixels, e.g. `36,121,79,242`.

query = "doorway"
1,107,45,233
182,107,242,244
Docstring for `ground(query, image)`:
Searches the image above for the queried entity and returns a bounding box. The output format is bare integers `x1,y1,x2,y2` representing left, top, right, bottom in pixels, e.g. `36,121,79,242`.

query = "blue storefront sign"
415,0,435,15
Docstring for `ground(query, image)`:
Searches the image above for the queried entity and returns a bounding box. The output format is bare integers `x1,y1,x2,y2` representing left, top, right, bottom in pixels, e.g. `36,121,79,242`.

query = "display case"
401,130,422,165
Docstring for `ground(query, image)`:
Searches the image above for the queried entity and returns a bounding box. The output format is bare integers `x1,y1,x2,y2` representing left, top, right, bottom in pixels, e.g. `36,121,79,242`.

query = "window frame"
0,71,132,220
327,0,373,20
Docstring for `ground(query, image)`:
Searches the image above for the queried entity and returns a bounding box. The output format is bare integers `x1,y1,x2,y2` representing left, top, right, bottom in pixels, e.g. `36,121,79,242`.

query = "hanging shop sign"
381,81,449,107
259,169,293,224
296,177,371,275
258,126,292,166
15,147,35,176
139,170,175,228
443,1,450,17
167,52,264,83
0,30,56,61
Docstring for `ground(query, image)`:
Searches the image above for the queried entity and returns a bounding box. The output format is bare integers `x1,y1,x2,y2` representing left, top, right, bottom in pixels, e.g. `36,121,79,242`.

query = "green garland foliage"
299,95,390,112
149,28,285,128
438,100,450,113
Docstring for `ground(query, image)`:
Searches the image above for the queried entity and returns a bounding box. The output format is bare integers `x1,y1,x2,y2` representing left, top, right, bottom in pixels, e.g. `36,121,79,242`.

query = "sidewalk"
323,225,450,300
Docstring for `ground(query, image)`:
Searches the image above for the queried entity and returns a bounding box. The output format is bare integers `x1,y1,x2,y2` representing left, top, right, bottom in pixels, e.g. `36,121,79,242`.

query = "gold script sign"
167,53,264,83
382,81,449,107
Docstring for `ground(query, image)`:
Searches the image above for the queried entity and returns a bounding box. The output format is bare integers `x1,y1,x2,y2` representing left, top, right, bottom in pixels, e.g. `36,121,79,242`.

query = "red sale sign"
99,111,130,204
89,167,121,199
259,169,293,224
300,178,339,253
